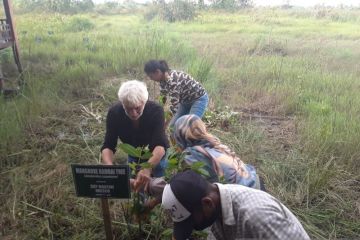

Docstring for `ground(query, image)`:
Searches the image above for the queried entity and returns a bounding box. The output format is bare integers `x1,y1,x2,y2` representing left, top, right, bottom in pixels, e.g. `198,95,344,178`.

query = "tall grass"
1,8,359,239
0,13,213,239
167,8,360,238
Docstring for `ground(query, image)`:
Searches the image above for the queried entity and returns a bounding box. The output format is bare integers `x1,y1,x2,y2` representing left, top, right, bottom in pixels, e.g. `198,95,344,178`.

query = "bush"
210,0,253,10
65,17,95,32
14,0,94,14
144,0,197,22
95,1,143,15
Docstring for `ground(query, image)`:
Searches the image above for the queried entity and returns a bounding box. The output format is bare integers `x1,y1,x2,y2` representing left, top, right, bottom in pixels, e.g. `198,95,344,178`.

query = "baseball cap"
162,170,209,240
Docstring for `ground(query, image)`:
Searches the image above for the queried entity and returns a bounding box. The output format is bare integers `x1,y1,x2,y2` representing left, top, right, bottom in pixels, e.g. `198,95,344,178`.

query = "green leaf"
168,158,178,165
118,143,141,158
165,111,172,121
219,175,226,184
140,162,152,169
128,162,138,175
193,230,209,238
190,161,206,170
198,168,210,177
140,151,153,160
158,95,167,106
129,162,137,171
161,228,173,237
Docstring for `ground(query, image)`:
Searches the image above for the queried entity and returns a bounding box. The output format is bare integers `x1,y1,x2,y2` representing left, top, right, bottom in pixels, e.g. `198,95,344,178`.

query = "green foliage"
203,107,239,129
144,0,197,22
2,8,360,240
119,144,153,160
117,143,154,236
186,57,213,83
190,161,210,177
158,95,166,106
163,0,197,22
14,0,95,13
0,48,12,63
164,146,210,181
65,17,95,32
210,0,253,10
161,228,173,238
94,1,143,15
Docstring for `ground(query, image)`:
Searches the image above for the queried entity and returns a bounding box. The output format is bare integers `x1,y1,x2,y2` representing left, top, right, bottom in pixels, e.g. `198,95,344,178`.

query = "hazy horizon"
93,0,360,7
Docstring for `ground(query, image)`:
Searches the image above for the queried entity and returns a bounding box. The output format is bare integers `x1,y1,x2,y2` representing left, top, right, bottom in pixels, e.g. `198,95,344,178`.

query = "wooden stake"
101,198,113,240
3,0,24,86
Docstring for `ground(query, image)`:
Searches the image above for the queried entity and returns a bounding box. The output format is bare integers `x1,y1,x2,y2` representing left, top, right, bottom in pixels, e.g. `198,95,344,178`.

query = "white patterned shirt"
160,70,206,114
210,183,310,240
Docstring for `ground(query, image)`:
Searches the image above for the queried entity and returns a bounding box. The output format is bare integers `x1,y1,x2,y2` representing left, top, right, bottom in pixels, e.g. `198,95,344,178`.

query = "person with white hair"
101,80,169,190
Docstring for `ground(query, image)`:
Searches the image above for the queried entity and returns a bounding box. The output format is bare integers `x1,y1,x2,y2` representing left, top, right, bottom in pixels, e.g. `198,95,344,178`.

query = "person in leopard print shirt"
144,60,209,128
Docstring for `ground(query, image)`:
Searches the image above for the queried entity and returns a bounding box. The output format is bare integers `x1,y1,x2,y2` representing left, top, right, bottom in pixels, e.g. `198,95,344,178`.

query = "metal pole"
101,198,113,240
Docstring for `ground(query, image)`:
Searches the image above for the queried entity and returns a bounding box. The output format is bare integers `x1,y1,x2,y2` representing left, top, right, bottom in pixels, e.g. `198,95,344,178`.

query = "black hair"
144,60,170,74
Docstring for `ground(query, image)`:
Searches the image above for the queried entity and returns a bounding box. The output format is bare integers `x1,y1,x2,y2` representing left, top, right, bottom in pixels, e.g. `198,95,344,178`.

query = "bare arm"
148,146,165,167
134,146,165,192
101,148,114,165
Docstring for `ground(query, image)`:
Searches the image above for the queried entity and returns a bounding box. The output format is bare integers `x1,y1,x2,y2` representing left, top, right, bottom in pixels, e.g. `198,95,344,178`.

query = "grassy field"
1,7,360,239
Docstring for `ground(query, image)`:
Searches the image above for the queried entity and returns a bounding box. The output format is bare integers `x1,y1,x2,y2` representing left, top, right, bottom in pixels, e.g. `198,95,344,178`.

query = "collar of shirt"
214,183,236,226
162,70,173,82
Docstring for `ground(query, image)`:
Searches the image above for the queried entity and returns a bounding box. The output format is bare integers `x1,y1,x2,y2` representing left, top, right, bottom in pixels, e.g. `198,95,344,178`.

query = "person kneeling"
101,80,169,190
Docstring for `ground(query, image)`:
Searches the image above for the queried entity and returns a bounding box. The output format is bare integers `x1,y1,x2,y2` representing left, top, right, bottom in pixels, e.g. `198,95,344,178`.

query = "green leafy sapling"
118,143,153,234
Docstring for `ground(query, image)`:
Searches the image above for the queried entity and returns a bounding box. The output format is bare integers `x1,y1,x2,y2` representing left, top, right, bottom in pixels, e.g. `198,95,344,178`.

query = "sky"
255,0,360,7
93,0,360,7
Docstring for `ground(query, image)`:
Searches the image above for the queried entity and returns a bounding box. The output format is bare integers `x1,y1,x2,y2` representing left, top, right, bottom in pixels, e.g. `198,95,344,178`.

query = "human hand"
134,168,152,192
144,198,161,211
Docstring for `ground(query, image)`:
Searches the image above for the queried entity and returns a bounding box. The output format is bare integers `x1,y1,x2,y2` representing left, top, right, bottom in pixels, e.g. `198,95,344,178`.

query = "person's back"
174,114,262,189
211,183,310,240
161,170,310,240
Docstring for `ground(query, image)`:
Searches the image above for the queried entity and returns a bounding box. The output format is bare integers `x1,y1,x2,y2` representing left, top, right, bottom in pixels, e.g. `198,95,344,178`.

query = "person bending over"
144,60,209,129
142,114,264,210
162,170,310,240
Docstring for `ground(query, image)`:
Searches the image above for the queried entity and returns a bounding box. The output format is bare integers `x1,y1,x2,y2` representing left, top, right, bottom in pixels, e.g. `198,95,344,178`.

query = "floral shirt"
183,145,259,189
160,70,206,114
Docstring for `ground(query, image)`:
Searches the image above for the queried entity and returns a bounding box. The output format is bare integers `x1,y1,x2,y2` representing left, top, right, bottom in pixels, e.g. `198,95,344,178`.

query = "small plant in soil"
118,143,153,238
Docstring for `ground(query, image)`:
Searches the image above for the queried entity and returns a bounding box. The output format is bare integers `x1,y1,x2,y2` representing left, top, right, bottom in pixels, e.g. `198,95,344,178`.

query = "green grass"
1,7,360,239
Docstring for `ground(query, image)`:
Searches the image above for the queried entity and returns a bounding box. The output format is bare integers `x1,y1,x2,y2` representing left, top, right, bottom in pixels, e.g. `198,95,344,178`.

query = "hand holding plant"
134,168,152,192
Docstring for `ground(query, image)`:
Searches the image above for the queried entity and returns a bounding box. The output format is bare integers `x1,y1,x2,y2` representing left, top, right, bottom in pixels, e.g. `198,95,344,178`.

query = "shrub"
65,17,95,32
14,0,94,14
210,0,253,10
95,1,143,15
144,0,197,22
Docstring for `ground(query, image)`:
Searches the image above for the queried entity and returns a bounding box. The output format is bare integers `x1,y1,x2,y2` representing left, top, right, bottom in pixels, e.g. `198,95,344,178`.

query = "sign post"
71,164,130,240
101,198,113,240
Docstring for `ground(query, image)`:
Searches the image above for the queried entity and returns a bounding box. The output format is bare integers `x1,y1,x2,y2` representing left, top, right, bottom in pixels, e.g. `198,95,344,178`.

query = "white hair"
117,80,148,107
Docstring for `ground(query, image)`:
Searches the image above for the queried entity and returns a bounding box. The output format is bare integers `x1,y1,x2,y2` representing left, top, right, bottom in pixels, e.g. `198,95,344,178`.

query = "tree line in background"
13,0,95,13
12,0,253,16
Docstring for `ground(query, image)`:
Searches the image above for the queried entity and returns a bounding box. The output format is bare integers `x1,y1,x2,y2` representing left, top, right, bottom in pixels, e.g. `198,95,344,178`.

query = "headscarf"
173,114,204,149
173,114,259,189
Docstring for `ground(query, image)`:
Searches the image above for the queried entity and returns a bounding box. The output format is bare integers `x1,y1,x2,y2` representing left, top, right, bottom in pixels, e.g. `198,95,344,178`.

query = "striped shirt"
210,183,310,240
160,70,206,114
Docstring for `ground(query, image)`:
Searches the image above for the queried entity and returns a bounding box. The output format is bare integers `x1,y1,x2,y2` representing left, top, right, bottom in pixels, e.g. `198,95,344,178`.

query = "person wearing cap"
101,80,169,190
162,170,310,240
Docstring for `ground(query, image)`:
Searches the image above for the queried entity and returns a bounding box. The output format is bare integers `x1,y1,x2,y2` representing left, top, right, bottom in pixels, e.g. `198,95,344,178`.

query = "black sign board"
71,164,130,199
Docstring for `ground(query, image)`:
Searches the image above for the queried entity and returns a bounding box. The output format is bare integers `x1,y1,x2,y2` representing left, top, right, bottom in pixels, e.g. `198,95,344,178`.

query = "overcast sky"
93,0,360,7
255,0,360,7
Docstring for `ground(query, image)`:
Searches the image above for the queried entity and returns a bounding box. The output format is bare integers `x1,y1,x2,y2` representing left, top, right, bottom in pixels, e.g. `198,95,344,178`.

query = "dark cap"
162,170,209,240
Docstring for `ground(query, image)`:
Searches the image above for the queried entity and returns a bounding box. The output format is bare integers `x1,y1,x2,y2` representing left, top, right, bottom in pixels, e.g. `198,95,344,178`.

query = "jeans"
169,93,209,128
127,152,167,177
